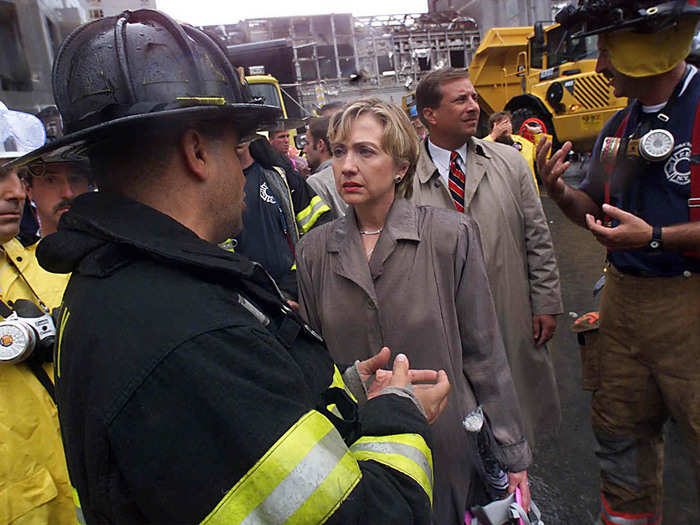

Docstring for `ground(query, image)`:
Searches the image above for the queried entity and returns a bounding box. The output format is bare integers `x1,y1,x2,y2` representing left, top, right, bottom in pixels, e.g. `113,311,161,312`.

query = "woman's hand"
357,347,440,400
507,470,530,512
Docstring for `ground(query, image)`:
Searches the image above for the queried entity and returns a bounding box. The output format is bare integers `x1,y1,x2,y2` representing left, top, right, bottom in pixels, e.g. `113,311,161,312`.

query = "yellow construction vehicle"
245,74,303,151
468,22,628,152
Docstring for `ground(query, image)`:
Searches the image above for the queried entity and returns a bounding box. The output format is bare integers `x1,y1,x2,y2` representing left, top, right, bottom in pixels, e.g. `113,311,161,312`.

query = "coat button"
433,181,441,188
16,256,22,262
683,270,692,278
367,299,376,310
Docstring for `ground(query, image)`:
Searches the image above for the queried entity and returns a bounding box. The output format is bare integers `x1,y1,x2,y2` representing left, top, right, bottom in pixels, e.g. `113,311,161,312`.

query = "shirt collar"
427,138,468,185
315,158,333,173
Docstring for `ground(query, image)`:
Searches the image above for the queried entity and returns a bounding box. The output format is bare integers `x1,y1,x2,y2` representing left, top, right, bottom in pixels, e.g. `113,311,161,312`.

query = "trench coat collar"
327,199,420,300
417,136,491,209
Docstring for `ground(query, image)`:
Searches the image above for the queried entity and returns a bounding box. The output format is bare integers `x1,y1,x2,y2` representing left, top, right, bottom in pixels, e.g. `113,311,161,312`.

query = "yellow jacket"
0,238,74,525
484,134,539,192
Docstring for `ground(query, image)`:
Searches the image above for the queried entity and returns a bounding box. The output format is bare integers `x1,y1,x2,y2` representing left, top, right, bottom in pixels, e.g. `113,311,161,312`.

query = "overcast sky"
157,0,429,26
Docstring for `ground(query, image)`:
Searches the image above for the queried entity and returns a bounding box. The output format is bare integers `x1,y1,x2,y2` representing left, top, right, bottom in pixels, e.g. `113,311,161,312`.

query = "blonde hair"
328,98,419,199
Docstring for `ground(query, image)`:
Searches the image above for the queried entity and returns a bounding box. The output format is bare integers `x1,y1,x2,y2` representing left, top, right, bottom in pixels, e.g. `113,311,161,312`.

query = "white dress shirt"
427,139,468,186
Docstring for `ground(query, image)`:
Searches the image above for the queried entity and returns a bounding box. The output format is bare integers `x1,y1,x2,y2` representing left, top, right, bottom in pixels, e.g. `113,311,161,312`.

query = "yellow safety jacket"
484,134,539,192
0,237,73,525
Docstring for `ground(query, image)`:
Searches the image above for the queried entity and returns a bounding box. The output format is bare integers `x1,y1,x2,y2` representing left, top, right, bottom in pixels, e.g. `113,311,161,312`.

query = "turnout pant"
591,266,700,524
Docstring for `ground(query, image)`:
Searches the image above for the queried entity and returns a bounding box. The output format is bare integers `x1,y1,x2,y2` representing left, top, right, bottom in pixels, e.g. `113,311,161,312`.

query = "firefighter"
5,10,450,524
539,1,700,523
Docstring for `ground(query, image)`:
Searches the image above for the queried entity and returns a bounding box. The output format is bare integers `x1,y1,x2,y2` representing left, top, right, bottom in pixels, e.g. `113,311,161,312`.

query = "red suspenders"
603,112,631,224
603,104,700,259
686,101,700,257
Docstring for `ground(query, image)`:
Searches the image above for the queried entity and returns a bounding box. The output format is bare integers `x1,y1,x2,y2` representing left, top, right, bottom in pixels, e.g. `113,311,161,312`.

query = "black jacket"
38,192,434,525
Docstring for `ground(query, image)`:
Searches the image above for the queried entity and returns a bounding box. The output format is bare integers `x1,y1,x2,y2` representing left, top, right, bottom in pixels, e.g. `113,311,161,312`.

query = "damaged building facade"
0,0,87,112
203,0,552,113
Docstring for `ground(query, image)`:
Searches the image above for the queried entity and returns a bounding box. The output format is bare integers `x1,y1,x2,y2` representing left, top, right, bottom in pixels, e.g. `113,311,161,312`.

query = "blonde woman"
295,98,532,524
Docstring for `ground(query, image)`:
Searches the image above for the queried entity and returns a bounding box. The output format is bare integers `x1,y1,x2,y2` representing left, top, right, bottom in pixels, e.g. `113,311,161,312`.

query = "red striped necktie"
449,151,466,213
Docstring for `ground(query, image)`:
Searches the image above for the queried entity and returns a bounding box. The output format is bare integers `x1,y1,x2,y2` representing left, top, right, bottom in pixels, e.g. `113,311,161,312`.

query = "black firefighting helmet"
2,9,280,170
555,0,700,38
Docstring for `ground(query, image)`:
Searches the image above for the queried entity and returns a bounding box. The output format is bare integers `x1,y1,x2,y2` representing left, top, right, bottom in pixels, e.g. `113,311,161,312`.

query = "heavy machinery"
468,22,628,151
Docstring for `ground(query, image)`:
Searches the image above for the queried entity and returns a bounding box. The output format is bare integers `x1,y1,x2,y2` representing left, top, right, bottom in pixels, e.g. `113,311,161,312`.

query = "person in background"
306,116,348,218
410,105,428,140
23,159,92,236
411,68,563,448
539,1,700,522
318,101,344,117
17,11,450,524
296,98,531,525
484,110,538,191
228,136,330,298
0,102,74,524
269,122,310,176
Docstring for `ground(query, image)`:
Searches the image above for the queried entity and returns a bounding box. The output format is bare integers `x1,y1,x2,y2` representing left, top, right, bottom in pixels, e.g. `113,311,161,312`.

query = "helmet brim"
1,103,281,170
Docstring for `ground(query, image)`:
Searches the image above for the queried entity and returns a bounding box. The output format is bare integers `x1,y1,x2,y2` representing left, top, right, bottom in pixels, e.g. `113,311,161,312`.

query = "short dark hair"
488,111,512,131
89,117,231,192
307,117,330,148
319,101,344,117
416,68,470,128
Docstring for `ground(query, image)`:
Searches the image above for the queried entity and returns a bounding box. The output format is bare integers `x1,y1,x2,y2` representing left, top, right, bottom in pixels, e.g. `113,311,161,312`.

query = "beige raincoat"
408,136,564,444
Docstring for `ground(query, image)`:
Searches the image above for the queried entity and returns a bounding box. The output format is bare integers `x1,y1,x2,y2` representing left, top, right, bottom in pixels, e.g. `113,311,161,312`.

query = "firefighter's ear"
181,129,211,181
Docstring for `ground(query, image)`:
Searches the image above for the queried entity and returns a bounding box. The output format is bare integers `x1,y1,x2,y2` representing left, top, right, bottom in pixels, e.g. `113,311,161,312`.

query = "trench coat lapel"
328,209,378,303
463,138,489,210
367,199,420,280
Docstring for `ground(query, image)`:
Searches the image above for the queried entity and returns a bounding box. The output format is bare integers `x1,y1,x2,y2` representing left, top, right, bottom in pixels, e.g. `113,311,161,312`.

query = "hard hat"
0,102,46,160
2,9,280,170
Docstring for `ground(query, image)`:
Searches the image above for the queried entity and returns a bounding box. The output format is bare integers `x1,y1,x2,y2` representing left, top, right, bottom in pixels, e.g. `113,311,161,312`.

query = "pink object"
464,488,526,525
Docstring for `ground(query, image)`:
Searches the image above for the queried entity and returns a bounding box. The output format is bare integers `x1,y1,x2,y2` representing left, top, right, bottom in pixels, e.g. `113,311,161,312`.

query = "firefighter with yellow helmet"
538,1,700,523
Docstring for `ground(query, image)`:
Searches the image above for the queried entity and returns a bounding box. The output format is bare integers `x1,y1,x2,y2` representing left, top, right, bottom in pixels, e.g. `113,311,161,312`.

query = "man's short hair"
488,111,512,131
307,117,330,149
416,68,470,128
328,98,419,199
319,101,344,117
88,117,231,192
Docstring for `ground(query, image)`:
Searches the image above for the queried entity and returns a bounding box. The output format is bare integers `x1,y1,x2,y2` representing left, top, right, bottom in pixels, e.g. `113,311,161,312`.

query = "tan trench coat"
296,199,532,525
408,137,563,444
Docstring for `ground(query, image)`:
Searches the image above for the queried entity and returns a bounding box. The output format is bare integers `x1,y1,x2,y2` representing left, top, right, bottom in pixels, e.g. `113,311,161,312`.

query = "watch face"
639,129,674,162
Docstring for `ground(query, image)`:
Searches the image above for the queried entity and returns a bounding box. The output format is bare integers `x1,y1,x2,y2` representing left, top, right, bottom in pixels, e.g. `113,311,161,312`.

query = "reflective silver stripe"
241,427,349,525
600,504,662,525
75,506,86,525
350,441,432,491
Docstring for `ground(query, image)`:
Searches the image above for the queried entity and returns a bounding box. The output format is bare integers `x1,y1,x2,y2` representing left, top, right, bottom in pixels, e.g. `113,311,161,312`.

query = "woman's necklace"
359,227,383,235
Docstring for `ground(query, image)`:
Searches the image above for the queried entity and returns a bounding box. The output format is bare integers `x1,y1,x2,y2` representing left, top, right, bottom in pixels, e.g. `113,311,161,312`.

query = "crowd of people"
0,1,698,524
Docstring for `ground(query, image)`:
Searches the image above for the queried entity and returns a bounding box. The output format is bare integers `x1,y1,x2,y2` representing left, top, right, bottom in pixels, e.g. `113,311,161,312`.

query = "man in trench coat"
408,68,563,445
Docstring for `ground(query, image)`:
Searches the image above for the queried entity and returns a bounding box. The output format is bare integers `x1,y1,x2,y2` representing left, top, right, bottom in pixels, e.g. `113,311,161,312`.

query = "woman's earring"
394,175,402,183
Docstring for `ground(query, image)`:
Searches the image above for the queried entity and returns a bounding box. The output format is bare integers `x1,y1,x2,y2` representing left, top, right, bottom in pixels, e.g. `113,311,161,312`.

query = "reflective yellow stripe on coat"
296,196,330,234
350,434,434,505
200,410,361,525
